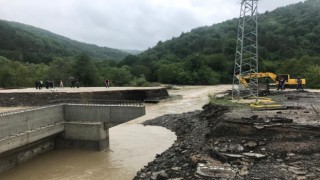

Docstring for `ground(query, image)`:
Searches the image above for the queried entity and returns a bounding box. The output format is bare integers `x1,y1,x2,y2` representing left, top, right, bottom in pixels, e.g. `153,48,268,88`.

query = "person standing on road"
296,78,304,91
265,78,270,93
277,76,282,90
105,79,110,88
35,81,39,89
39,81,43,89
281,78,285,90
60,80,64,88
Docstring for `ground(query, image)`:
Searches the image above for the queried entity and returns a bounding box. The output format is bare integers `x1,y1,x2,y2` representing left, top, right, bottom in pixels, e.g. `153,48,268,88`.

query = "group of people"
70,79,80,88
35,79,78,89
35,80,55,89
276,77,286,91
35,79,112,89
264,76,304,92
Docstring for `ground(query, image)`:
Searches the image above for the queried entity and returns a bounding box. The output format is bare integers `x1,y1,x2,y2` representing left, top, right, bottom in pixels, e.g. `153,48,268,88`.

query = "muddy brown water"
0,85,231,180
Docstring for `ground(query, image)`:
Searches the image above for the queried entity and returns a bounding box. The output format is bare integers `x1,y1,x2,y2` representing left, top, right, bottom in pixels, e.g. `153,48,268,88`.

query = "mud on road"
135,90,320,180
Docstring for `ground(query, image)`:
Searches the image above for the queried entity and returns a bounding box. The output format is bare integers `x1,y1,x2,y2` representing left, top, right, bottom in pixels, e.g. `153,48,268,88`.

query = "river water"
0,85,230,180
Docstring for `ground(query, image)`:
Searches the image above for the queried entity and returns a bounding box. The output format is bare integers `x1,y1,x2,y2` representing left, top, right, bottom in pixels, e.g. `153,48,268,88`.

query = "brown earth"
0,87,169,107
134,90,320,180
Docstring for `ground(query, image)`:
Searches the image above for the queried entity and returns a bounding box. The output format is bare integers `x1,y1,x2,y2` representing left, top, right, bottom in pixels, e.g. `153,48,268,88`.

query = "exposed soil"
135,90,320,180
0,88,169,106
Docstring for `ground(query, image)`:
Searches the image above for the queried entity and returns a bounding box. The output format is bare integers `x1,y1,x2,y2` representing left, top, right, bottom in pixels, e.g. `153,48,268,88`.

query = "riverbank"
135,90,320,179
0,87,168,106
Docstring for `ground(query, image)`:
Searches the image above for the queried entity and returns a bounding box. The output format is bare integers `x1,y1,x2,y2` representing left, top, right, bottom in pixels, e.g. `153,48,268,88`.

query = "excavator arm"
236,72,277,87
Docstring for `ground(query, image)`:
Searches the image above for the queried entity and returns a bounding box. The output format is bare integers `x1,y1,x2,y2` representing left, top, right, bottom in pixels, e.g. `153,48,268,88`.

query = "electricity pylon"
232,0,259,100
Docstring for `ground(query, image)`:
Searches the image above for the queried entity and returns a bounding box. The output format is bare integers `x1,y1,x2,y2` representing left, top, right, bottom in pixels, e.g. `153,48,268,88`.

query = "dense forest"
0,0,320,88
0,20,129,63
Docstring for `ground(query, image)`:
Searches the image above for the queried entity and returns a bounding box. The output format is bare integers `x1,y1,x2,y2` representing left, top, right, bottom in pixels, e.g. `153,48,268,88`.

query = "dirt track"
135,89,320,180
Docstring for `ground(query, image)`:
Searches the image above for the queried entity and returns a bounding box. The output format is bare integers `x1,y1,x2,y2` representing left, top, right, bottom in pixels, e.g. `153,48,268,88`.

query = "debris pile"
135,91,320,179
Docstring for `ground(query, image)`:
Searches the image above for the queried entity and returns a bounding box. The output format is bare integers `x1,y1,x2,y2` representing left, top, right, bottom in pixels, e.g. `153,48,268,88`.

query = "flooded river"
0,85,230,180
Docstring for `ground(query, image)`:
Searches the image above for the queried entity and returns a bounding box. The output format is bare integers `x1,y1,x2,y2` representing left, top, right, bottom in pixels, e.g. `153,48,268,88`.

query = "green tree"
303,65,320,88
46,57,73,84
74,54,98,86
106,67,133,86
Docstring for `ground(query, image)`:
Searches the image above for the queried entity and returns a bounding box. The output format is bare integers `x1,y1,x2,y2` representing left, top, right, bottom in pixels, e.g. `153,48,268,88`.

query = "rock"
243,153,266,159
287,153,295,157
258,141,266,146
182,163,189,167
254,125,265,129
276,159,283,162
296,176,307,180
151,174,158,180
189,155,200,166
210,149,228,162
244,141,258,148
196,163,235,179
288,166,307,175
237,145,244,152
314,168,320,172
150,170,168,180
158,170,169,179
221,153,243,159
239,167,249,176
139,173,147,178
171,167,181,171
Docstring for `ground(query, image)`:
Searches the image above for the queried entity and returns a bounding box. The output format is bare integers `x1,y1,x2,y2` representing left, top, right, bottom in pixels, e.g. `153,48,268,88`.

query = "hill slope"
145,0,320,61
0,20,129,63
121,0,320,85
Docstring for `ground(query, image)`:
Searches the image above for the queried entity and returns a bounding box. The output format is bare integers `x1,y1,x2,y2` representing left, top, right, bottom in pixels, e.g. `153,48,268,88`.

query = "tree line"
0,54,151,88
0,20,129,64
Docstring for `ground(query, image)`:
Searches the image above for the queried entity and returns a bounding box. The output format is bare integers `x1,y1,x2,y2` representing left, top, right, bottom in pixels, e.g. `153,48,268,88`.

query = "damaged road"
134,90,320,180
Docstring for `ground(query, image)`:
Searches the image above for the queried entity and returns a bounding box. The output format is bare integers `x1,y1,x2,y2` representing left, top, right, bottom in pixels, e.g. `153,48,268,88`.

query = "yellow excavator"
236,72,306,109
237,72,306,87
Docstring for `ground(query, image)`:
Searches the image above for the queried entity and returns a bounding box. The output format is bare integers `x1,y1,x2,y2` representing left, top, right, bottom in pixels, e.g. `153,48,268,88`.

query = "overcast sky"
0,0,304,50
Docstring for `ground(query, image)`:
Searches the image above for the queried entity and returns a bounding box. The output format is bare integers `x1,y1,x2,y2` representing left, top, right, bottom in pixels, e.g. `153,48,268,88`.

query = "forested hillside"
0,20,129,63
1,0,320,88
121,0,320,87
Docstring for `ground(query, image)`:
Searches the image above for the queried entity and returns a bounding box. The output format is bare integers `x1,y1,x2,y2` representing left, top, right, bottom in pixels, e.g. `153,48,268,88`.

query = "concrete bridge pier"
57,122,109,150
57,104,146,150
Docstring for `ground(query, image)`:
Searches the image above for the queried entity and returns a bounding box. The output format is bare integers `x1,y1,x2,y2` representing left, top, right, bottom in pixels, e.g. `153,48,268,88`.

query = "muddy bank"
0,88,169,106
135,91,320,179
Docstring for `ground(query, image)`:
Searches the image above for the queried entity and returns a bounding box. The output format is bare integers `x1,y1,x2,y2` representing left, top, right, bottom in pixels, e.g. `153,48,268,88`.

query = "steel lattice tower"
232,0,259,100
